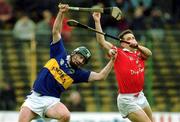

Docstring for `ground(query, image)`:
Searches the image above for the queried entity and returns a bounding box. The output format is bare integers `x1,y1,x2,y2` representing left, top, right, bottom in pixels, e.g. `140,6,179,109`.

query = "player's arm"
52,3,69,44
93,12,113,50
129,41,152,59
137,45,152,59
88,49,117,82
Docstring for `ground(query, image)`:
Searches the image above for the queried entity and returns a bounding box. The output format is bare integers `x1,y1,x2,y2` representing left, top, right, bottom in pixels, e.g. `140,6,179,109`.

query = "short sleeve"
73,69,91,84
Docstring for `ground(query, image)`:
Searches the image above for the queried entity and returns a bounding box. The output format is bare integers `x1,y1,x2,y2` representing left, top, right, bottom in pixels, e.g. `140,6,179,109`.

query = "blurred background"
0,0,180,116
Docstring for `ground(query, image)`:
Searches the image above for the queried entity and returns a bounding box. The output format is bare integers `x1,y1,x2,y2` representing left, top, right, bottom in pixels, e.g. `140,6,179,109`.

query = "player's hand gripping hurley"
58,4,122,20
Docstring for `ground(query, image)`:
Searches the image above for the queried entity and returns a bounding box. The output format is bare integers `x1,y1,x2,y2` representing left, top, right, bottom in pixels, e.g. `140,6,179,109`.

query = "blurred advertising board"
0,112,180,122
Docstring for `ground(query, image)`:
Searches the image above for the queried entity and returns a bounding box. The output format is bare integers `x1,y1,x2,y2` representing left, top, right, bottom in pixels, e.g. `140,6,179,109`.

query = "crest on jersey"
60,59,64,65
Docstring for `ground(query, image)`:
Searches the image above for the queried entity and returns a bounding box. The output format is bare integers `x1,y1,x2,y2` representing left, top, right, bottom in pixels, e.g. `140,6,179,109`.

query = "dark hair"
118,29,134,41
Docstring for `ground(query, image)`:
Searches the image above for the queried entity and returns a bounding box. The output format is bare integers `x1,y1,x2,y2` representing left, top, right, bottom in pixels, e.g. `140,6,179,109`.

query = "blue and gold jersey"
33,38,91,98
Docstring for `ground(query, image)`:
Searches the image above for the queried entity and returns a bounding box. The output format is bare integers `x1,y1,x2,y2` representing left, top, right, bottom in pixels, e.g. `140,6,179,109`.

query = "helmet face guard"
72,46,91,64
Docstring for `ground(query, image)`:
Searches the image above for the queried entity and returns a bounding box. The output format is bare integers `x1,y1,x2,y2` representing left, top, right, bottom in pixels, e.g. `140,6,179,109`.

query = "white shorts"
117,91,150,118
22,91,60,117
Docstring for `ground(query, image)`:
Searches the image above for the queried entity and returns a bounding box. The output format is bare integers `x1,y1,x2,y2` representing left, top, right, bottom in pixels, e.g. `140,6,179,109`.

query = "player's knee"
18,115,29,122
18,116,23,122
64,111,71,120
61,111,70,121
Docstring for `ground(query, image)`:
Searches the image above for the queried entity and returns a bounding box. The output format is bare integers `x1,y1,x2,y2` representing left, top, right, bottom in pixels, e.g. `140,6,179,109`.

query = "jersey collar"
122,48,136,53
123,48,132,52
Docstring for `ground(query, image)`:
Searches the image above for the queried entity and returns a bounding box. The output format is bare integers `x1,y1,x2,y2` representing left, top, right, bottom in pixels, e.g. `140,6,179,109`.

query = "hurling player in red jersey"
93,12,153,122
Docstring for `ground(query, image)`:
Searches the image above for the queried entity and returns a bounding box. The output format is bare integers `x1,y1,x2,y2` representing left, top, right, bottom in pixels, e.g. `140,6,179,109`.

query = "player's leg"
117,92,153,122
143,106,153,122
127,109,151,122
129,91,153,122
18,106,37,122
45,102,70,122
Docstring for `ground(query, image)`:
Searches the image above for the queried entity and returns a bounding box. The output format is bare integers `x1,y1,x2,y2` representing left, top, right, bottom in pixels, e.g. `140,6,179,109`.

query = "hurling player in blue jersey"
18,3,117,122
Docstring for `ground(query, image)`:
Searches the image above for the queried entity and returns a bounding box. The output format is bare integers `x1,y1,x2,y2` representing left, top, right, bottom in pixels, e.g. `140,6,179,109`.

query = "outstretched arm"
129,42,152,59
93,12,113,50
88,49,117,82
52,3,69,44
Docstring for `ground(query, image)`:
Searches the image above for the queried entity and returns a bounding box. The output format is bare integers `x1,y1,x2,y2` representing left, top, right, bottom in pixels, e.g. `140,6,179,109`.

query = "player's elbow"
146,50,152,58
149,51,152,56
98,73,107,81
88,72,108,82
142,51,152,60
94,74,106,81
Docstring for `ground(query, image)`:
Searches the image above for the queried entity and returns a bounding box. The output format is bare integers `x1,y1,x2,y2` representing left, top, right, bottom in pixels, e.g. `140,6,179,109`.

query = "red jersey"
113,47,145,93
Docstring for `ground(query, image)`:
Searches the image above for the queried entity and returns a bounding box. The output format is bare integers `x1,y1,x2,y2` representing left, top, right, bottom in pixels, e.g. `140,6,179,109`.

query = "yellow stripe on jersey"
44,58,74,89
